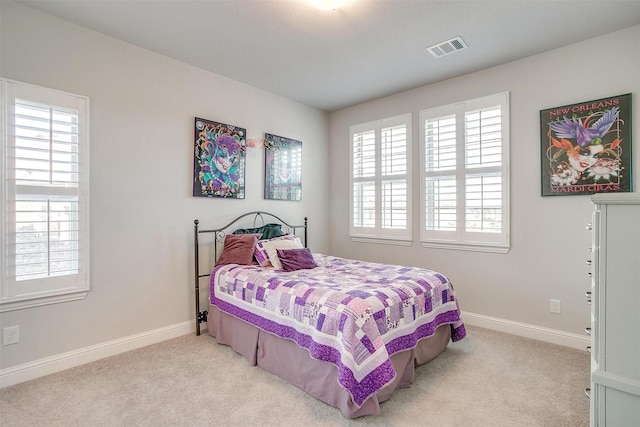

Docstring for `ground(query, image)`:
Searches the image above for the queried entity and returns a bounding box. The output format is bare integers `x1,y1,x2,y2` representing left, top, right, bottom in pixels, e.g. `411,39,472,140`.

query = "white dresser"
588,193,640,426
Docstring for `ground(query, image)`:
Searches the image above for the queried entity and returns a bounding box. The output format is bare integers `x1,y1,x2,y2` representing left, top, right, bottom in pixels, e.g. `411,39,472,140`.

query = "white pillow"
254,234,295,266
263,237,303,270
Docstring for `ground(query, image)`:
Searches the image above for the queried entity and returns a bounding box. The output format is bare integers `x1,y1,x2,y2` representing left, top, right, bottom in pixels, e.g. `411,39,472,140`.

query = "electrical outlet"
3,325,20,345
550,299,561,314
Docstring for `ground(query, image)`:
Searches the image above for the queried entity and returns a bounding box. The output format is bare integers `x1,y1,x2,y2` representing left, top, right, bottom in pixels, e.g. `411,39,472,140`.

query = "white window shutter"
464,105,503,234
352,130,376,228
424,114,458,235
2,79,90,311
350,114,412,244
421,93,510,253
381,124,408,230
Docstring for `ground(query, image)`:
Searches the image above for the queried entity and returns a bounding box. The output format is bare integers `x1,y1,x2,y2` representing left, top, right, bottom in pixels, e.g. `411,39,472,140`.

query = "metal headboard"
193,211,308,335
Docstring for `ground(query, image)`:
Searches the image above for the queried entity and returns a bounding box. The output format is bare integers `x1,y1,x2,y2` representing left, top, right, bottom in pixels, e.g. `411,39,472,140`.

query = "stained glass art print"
264,133,302,201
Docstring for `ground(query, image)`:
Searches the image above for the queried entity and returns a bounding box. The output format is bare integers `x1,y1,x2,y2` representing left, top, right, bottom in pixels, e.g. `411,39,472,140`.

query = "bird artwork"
541,94,631,196
541,97,630,196
548,106,620,147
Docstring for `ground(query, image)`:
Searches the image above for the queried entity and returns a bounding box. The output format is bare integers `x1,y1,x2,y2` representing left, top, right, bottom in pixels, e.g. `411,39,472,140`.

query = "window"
1,79,90,311
350,114,411,244
420,92,509,253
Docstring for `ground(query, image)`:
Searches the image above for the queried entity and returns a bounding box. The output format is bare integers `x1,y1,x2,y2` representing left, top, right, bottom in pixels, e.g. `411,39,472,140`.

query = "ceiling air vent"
427,36,468,58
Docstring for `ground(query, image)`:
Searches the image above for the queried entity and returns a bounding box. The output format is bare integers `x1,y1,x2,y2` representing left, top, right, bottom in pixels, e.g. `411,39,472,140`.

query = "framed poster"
540,93,632,196
264,133,302,201
193,117,246,198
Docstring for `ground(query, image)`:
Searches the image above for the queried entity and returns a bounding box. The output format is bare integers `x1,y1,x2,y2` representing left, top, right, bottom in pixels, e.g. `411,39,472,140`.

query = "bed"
193,211,466,418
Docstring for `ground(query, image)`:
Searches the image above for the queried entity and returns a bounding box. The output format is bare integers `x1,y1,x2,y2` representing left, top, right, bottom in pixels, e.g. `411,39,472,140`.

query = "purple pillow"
276,248,317,272
216,234,261,266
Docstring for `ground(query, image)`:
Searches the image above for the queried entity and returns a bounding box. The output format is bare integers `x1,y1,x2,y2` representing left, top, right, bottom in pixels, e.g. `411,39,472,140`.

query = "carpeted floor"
0,325,590,426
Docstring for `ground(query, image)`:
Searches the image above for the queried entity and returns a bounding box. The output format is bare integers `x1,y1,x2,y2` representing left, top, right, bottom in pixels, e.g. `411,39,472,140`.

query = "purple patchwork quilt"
210,254,466,407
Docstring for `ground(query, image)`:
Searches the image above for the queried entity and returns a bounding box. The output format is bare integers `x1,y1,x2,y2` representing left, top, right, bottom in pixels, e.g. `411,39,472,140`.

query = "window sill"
350,236,413,246
0,289,89,312
421,241,510,254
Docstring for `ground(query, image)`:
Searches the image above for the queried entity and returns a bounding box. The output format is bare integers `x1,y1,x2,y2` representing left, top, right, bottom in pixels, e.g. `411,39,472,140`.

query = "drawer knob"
585,387,591,399
586,224,592,231
586,345,591,353
585,327,591,336
586,260,592,265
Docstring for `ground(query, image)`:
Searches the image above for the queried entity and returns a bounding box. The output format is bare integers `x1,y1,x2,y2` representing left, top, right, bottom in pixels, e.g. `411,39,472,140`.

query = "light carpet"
0,326,590,426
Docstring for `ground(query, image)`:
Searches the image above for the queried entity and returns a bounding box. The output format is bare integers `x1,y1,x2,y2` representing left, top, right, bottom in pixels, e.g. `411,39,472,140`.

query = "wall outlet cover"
3,325,20,345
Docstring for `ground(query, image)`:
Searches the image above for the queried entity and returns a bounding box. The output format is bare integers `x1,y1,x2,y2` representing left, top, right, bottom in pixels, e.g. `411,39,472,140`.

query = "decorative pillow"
276,248,317,272
264,237,304,270
254,234,297,267
215,233,261,266
233,223,286,240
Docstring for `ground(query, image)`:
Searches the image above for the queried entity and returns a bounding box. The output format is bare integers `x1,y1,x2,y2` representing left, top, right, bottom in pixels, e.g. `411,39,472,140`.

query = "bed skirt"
207,305,452,418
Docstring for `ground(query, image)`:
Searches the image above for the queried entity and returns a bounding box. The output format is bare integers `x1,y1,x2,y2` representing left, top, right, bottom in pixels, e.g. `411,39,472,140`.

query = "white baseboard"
1,313,590,389
462,311,591,351
0,320,194,388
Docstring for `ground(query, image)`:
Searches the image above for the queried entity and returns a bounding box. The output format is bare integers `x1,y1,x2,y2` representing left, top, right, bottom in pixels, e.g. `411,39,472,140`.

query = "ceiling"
16,0,640,112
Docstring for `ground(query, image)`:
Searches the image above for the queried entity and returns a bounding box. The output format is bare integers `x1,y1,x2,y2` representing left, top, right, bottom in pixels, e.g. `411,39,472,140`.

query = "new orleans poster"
540,94,632,196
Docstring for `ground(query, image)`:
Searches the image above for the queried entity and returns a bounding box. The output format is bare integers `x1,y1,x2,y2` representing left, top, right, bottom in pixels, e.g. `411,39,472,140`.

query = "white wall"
1,0,637,381
328,25,640,338
0,1,329,372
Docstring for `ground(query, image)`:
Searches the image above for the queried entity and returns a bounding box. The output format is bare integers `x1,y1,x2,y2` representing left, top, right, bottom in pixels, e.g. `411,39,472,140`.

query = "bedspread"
210,254,466,407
